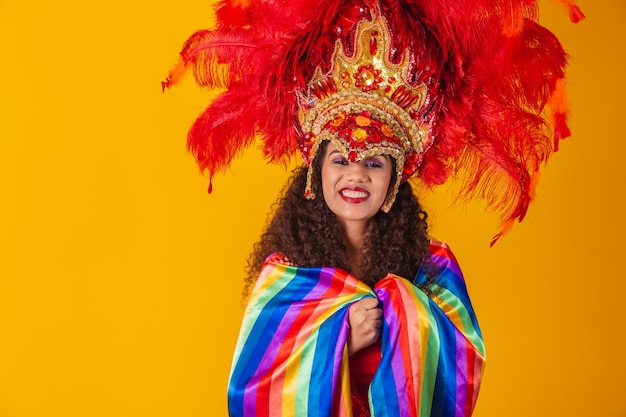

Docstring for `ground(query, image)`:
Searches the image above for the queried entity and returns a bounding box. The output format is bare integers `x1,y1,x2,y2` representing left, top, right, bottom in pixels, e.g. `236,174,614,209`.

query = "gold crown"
296,12,430,162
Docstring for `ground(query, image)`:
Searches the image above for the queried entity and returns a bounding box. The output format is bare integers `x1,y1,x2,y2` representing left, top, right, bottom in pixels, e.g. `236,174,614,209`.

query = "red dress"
349,340,382,417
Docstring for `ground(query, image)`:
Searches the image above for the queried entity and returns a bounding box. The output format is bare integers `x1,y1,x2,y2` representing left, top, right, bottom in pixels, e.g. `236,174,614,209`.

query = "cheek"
321,163,341,183
320,166,328,190
320,166,334,198
377,171,393,195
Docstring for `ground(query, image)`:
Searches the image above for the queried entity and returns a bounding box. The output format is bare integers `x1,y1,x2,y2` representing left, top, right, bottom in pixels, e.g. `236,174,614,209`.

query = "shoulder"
426,240,460,266
414,239,465,287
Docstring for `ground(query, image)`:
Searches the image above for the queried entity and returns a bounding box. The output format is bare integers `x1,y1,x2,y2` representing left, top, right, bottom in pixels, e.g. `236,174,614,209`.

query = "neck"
340,220,370,278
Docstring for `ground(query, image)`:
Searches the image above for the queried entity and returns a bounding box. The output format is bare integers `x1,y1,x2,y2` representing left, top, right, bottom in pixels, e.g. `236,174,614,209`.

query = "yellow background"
1,1,624,416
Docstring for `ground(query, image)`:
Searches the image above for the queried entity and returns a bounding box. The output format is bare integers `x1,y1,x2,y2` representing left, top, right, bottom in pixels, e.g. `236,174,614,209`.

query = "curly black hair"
245,140,432,296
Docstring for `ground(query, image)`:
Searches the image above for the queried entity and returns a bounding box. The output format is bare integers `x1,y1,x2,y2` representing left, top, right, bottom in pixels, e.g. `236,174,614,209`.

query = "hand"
347,297,382,356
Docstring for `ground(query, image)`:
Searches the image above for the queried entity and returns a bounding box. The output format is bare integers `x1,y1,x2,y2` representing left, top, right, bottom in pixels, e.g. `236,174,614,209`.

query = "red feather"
164,0,583,239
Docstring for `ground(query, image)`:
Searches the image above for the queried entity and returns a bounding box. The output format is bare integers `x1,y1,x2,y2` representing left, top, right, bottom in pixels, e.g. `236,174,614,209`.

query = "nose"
346,161,368,183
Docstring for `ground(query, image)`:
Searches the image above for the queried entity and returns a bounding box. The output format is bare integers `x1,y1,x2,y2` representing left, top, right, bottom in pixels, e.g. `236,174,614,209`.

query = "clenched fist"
347,297,382,356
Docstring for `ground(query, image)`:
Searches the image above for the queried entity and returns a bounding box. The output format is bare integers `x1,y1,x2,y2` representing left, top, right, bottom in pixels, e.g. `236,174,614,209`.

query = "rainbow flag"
228,241,485,417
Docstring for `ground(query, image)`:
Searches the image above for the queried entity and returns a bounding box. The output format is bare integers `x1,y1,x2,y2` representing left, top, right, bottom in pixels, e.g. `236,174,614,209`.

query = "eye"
331,155,348,165
364,157,385,168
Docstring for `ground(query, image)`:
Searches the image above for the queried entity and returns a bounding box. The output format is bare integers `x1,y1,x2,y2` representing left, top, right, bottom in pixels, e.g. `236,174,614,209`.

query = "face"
320,142,393,229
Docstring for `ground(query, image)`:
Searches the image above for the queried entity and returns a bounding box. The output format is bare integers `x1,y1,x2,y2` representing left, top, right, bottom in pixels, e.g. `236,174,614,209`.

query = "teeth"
341,190,368,198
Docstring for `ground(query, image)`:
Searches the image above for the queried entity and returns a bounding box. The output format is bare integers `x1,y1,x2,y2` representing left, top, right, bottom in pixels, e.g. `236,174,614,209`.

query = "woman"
164,0,581,415
230,140,485,417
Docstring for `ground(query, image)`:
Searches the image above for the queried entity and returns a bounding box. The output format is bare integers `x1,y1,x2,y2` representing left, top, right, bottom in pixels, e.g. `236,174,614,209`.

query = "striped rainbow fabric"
228,241,485,417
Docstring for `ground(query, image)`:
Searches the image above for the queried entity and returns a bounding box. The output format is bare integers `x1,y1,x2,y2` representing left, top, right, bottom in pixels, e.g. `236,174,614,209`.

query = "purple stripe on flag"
455,329,467,417
378,288,412,417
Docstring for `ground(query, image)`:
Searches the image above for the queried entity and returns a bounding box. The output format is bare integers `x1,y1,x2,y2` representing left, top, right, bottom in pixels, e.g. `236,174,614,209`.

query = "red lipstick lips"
339,186,370,203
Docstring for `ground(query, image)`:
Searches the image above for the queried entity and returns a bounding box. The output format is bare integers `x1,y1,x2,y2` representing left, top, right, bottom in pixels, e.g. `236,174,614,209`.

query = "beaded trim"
303,91,423,155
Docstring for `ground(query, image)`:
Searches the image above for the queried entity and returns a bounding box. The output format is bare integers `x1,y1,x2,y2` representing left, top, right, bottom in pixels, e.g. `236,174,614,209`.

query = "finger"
359,297,379,310
368,308,383,319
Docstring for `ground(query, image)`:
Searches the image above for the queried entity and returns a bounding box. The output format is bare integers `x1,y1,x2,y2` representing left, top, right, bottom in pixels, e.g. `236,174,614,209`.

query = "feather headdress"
163,0,583,243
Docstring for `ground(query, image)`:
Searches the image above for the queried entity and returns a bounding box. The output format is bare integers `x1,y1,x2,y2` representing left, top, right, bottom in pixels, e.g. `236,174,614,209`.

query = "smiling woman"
236,131,481,415
236,146,482,417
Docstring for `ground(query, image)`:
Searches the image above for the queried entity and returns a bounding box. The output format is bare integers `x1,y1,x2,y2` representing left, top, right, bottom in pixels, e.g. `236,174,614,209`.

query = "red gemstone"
339,129,351,139
370,37,377,55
